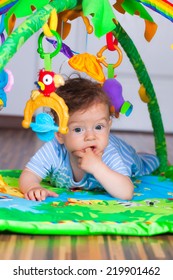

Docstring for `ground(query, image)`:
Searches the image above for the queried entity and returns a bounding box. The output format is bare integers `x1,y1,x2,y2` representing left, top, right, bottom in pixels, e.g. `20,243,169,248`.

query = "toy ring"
37,30,62,59
97,45,123,69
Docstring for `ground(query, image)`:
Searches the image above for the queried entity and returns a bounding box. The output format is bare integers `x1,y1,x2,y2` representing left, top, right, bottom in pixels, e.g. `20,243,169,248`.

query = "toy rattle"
102,78,133,117
100,36,133,118
22,30,69,141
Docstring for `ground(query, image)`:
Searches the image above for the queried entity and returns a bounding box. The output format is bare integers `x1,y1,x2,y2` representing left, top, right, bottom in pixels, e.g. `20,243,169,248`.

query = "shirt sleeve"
105,134,160,177
26,138,61,179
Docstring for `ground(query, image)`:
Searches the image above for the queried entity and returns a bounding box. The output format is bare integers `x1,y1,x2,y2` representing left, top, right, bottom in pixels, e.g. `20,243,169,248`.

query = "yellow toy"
22,27,69,141
22,91,69,135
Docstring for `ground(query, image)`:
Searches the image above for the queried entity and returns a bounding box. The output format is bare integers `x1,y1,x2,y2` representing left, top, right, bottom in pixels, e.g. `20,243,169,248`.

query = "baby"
19,77,159,201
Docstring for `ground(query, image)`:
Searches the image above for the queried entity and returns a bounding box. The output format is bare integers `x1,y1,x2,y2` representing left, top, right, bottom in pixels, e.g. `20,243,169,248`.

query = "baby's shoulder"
108,133,132,152
42,138,67,156
109,133,122,146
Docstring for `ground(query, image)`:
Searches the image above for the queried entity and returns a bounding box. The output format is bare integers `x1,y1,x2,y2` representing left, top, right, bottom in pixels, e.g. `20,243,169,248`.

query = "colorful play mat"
0,170,173,236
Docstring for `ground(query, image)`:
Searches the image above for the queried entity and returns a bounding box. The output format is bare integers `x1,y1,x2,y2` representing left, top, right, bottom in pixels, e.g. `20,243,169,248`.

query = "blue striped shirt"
26,134,160,190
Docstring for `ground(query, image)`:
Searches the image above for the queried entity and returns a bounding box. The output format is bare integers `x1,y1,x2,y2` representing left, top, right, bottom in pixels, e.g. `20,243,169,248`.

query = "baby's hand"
73,148,103,174
25,186,58,201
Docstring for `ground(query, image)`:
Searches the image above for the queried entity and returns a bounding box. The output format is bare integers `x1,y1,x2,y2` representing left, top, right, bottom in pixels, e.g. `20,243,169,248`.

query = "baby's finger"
39,189,47,201
29,189,44,201
47,191,59,198
24,192,32,200
35,189,50,201
26,190,37,201
73,150,85,157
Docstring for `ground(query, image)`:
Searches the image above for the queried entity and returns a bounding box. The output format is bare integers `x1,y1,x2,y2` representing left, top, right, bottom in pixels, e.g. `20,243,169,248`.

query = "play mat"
0,169,173,236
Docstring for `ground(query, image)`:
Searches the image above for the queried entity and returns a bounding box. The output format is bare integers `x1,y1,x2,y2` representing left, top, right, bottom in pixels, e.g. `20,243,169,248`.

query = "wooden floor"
0,128,173,260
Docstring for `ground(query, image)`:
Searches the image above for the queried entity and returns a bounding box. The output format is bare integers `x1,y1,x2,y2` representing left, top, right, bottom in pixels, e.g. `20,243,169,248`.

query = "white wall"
1,7,173,132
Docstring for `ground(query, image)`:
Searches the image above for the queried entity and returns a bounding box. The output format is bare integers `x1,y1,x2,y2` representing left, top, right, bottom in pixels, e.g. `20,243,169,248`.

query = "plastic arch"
22,92,69,134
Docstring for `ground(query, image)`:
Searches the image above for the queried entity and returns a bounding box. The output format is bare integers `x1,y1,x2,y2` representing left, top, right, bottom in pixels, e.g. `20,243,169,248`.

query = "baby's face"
59,103,112,156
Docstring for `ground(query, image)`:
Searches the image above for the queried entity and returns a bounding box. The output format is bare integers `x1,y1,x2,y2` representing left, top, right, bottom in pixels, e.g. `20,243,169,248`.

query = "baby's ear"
109,118,112,128
55,132,64,144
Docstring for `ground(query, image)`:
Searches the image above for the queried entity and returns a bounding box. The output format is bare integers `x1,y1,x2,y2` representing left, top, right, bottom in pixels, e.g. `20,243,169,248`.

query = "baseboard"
0,115,23,128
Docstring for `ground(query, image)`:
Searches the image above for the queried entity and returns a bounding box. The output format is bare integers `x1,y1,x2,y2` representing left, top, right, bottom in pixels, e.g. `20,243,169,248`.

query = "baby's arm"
74,148,134,200
19,168,58,201
92,162,134,200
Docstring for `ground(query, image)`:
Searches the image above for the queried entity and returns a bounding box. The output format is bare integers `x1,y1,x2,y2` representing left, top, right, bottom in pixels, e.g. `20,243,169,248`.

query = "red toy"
35,69,65,97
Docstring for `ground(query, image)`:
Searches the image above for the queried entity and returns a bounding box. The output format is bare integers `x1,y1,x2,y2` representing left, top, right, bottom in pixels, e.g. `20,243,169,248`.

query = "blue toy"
0,68,14,109
30,113,59,142
0,69,8,108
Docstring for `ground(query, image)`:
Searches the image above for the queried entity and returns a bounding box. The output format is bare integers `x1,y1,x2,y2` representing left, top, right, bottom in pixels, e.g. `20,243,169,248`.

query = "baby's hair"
55,75,111,115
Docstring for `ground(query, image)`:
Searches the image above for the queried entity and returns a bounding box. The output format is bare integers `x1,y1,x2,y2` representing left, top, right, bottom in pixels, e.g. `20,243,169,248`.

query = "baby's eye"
95,124,104,130
73,127,83,133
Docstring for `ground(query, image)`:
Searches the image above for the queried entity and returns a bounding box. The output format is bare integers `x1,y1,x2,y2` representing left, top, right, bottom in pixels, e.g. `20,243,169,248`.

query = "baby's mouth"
89,146,96,152
80,146,96,152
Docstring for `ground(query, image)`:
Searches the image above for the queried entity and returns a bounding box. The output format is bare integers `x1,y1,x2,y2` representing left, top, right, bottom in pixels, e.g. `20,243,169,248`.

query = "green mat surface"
0,170,173,236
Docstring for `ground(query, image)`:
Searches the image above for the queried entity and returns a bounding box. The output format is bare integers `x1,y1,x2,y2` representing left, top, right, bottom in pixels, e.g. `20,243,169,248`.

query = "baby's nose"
84,129,96,141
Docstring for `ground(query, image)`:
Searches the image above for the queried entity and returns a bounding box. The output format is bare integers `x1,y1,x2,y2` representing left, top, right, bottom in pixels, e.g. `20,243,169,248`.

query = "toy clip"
97,44,123,69
106,32,118,51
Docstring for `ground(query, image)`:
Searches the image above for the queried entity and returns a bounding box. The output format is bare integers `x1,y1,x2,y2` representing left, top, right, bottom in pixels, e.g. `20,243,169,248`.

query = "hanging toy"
30,113,59,142
0,68,14,110
47,38,106,82
32,69,65,99
101,34,133,118
23,67,68,138
102,78,133,117
0,70,8,109
0,13,14,110
22,29,69,141
97,43,123,72
68,53,106,83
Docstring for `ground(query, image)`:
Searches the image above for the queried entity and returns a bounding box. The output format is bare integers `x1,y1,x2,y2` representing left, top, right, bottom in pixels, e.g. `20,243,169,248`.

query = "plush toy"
0,68,14,109
102,78,133,117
